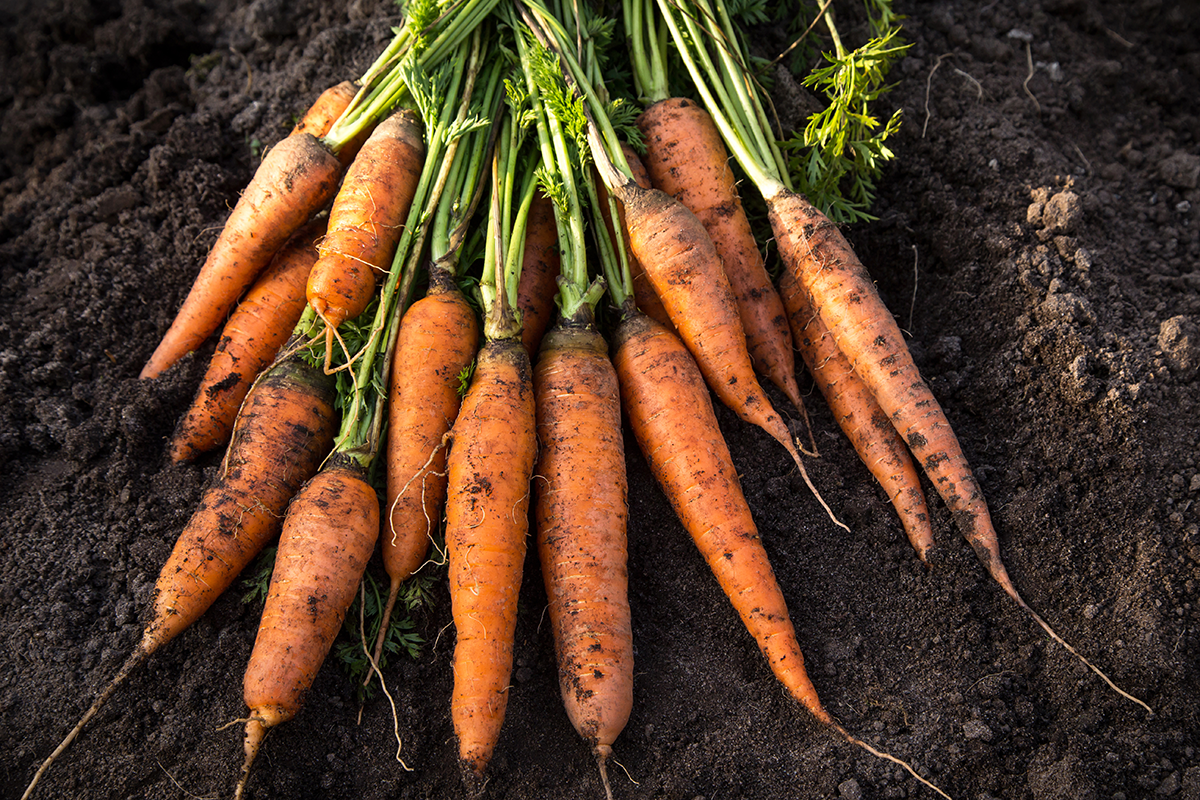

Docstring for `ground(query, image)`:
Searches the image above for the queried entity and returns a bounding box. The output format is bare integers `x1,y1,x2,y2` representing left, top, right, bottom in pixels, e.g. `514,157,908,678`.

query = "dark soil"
2,1,1198,798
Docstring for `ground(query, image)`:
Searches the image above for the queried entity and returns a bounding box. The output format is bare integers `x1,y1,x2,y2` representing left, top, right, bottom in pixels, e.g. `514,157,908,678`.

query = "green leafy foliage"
783,27,909,223
240,546,277,606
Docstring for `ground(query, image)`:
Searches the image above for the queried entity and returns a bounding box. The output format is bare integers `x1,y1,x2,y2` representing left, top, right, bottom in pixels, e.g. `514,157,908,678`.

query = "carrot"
168,216,326,463
289,80,357,139
20,345,337,800
612,309,950,798
516,192,562,357
636,98,811,431
534,321,632,798
444,336,538,781
237,458,380,800
765,184,1151,712
375,266,480,660
306,109,425,361
140,132,343,380
777,265,935,561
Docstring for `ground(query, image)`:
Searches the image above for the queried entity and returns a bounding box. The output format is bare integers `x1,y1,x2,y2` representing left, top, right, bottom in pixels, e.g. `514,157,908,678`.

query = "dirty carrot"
778,266,935,560
612,309,950,799
516,191,562,357
168,216,326,463
306,108,425,366
21,333,337,800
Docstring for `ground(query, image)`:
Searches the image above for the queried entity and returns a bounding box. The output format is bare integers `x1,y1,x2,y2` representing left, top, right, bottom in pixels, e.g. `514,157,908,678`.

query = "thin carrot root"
596,744,615,800
831,722,953,800
234,718,269,800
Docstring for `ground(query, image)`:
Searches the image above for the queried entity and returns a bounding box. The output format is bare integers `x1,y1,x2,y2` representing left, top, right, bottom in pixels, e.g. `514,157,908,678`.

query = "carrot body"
141,132,342,380
516,193,562,357
612,312,829,721
533,323,632,765
778,267,935,560
638,98,804,414
147,352,338,650
289,80,357,139
377,270,480,640
239,459,380,796
444,337,537,778
306,109,425,333
168,217,326,463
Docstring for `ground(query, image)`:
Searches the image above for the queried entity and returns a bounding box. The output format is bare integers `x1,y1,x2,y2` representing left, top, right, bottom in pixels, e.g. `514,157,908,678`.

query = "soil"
2,0,1198,798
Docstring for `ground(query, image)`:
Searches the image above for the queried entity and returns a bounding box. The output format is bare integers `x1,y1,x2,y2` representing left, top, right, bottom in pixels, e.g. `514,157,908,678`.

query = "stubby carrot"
778,266,935,560
168,216,326,463
140,133,343,380
237,458,380,800
534,321,632,798
21,345,337,800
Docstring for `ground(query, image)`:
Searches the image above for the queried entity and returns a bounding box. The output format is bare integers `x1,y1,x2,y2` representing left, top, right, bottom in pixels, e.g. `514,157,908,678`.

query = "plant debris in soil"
1,1,1198,799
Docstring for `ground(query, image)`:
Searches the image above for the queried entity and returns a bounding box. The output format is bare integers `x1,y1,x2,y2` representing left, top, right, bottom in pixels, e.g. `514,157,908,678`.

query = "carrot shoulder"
778,266,935,561
141,132,342,380
637,98,806,416
445,337,538,780
534,322,632,785
168,216,326,463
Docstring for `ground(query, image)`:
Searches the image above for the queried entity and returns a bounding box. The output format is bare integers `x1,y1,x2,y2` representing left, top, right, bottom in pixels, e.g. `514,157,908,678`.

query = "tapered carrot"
516,192,562,357
766,184,1151,712
637,98,810,428
168,216,326,463
21,345,337,800
778,266,935,560
445,336,538,780
290,80,357,139
306,109,425,360
140,132,343,380
612,309,950,798
534,321,632,798
237,458,380,800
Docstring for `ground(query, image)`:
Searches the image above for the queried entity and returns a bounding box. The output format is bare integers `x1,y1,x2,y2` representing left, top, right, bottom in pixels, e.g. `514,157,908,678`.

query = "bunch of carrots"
20,0,1153,798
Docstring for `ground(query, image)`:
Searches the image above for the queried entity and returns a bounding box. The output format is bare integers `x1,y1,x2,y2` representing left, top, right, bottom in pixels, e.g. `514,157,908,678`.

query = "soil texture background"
1,0,1198,798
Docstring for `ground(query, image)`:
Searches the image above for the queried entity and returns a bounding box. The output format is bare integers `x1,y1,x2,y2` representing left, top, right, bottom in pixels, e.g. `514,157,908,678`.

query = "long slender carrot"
778,265,935,561
445,336,538,781
766,184,1151,712
237,458,380,800
516,192,562,357
168,216,326,463
306,109,426,355
637,97,809,424
534,321,632,798
612,309,951,798
140,132,343,380
20,343,337,800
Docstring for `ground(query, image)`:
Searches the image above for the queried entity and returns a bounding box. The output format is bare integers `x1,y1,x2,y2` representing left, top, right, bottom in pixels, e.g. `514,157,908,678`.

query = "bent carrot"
237,458,380,800
516,192,562,357
778,266,935,561
612,310,950,798
766,183,1151,712
306,109,426,351
140,132,343,380
168,216,326,463
637,98,810,426
534,321,632,796
445,336,538,780
21,346,337,800
376,266,480,659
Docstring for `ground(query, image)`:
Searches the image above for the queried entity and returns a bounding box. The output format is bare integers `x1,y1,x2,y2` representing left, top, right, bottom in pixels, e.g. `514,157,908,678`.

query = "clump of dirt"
1,1,1197,799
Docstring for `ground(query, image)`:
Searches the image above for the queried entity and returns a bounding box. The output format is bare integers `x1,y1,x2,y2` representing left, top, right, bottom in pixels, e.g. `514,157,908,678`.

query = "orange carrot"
610,179,842,528
168,216,326,463
516,192,562,357
237,458,380,799
612,310,950,798
534,321,632,797
778,266,935,560
637,98,809,425
444,336,538,781
766,184,1151,711
306,109,425,354
141,132,342,380
289,80,357,139
373,266,480,662
20,348,337,800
